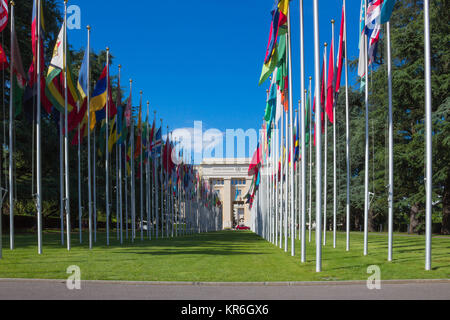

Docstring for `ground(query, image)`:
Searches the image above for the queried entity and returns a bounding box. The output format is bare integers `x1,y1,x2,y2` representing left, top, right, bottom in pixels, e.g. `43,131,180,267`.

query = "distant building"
195,158,252,229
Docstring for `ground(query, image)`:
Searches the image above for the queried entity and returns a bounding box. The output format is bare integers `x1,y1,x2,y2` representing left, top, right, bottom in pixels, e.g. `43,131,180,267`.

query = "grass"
0,230,449,282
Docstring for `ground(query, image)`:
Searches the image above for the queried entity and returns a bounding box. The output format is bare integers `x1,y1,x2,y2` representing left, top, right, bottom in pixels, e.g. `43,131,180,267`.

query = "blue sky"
66,0,363,159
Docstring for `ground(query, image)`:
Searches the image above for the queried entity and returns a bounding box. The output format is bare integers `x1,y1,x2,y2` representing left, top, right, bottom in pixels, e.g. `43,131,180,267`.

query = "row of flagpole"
252,0,434,272
0,0,224,258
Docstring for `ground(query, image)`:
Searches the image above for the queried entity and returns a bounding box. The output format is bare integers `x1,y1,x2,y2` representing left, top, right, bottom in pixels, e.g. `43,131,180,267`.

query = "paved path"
0,279,449,300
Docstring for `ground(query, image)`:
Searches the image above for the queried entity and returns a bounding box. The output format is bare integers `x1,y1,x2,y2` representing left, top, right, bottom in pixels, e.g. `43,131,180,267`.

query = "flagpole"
332,19,337,249
344,0,351,252
280,105,284,249
299,0,306,262
78,102,82,244
284,109,288,252
36,0,43,255
117,65,122,242
119,87,123,244
125,138,128,240
139,91,143,241
313,0,322,272
60,113,64,246
166,126,169,237
309,78,312,244
146,101,150,240
105,47,110,246
424,0,433,271
130,84,136,242
363,0,370,256
9,2,15,251
170,132,174,238
386,21,394,261
287,7,295,257
154,111,159,239
275,122,279,247
159,118,163,239
93,117,97,242
323,42,328,247
64,0,71,251
86,26,92,250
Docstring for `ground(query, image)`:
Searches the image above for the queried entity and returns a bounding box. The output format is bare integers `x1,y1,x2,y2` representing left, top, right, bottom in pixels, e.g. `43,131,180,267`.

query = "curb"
0,278,449,287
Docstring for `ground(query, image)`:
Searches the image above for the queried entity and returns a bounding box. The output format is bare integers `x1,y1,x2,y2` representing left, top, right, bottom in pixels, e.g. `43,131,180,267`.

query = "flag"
258,1,288,86
45,22,80,115
294,112,299,163
365,0,382,67
117,105,124,144
125,89,132,127
248,143,261,176
162,138,175,174
335,5,345,96
358,0,366,91
326,38,335,124
134,97,142,159
0,43,8,71
11,27,27,118
90,66,117,129
90,66,107,113
149,117,155,150
313,55,326,147
77,48,89,101
305,87,311,147
380,0,396,24
0,0,7,32
27,0,52,114
151,127,162,157
108,116,118,152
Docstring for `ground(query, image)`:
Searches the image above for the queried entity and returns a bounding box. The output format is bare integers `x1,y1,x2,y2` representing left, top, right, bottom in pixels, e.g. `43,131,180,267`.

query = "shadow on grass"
114,249,267,256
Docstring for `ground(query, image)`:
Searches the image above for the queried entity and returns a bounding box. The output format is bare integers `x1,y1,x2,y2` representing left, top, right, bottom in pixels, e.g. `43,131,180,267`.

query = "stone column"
223,178,233,229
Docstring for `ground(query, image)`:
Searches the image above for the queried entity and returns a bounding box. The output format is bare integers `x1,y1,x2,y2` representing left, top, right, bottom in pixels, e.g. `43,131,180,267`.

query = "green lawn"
0,230,449,282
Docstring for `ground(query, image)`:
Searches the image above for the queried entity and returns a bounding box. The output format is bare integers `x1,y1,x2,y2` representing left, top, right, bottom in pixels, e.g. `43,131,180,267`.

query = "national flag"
149,117,155,150
305,86,311,147
326,38,335,124
151,127,162,157
380,0,396,24
125,88,132,127
258,0,288,86
313,54,326,146
248,143,261,176
335,5,345,96
27,0,52,113
90,66,117,129
134,96,142,159
0,43,8,71
45,22,80,115
294,112,299,163
0,0,8,33
368,24,380,66
11,27,27,118
358,0,366,91
77,48,89,101
90,66,107,113
108,116,118,152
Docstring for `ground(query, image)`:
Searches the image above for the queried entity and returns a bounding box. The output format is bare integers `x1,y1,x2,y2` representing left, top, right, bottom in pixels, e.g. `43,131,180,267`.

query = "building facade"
195,158,252,229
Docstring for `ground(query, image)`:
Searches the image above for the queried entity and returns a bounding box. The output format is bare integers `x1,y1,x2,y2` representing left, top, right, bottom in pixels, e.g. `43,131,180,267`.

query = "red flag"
248,144,262,176
335,6,345,95
0,43,8,70
313,55,326,146
326,40,335,124
28,0,52,113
